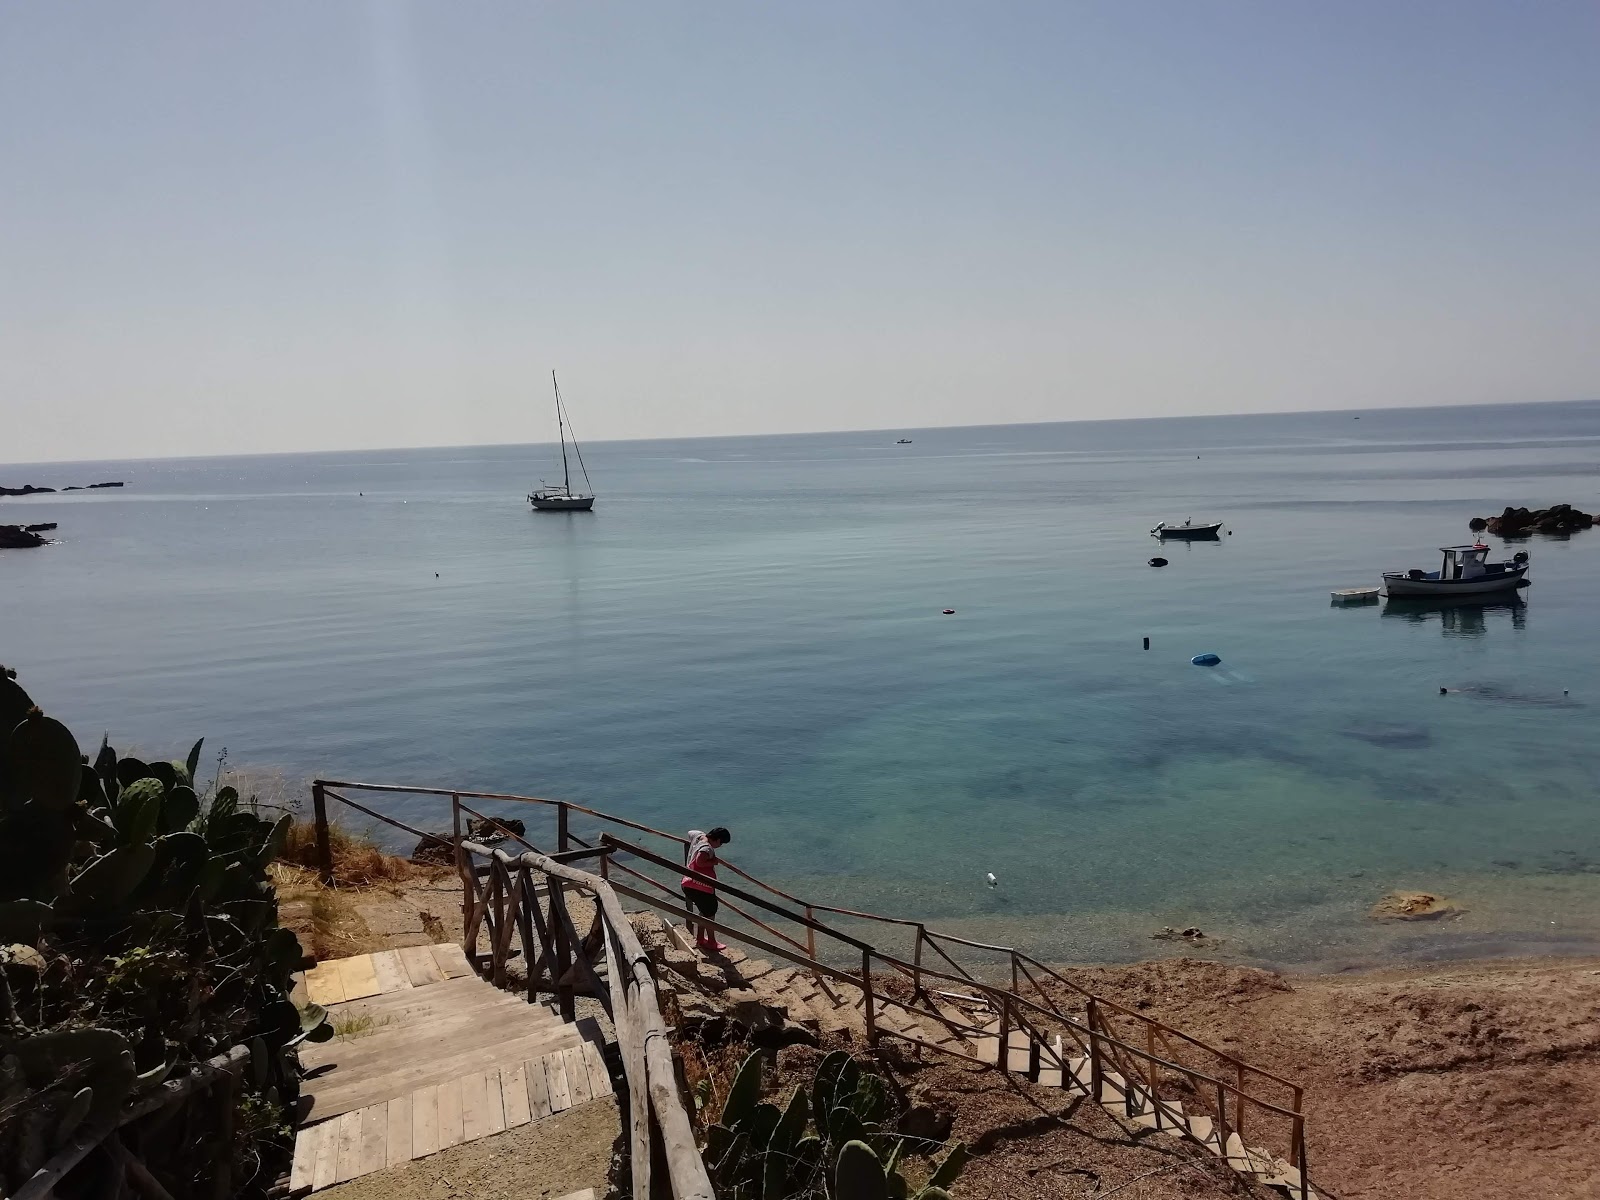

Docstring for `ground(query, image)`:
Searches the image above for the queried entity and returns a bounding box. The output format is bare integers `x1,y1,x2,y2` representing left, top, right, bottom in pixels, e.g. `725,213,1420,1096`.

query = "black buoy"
1149,557,1168,567
1227,530,1233,535
1440,686,1448,695
1142,636,1150,650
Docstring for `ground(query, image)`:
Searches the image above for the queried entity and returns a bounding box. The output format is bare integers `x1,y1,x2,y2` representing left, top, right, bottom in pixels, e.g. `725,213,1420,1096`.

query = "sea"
6,400,1600,970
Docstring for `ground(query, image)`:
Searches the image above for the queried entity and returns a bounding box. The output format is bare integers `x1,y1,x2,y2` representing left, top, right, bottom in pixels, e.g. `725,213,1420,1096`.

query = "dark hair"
708,826,731,844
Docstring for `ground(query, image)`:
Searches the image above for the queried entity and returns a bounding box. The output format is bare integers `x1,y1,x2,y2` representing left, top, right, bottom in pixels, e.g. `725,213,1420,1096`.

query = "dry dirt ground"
1066,956,1600,1200
317,1098,617,1200
285,873,1600,1200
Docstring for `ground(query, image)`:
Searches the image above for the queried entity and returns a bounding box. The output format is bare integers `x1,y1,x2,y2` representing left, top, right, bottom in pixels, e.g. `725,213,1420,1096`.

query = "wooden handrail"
458,840,714,1200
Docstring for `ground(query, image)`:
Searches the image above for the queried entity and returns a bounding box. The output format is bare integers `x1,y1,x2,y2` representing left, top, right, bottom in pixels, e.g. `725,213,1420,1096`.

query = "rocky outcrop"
23,523,56,532
410,815,527,865
0,484,55,496
0,525,49,549
63,481,125,491
1473,504,1595,536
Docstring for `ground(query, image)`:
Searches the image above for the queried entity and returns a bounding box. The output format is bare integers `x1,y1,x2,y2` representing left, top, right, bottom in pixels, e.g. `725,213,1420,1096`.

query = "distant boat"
1151,519,1223,539
1382,545,1528,597
896,438,913,444
528,372,595,512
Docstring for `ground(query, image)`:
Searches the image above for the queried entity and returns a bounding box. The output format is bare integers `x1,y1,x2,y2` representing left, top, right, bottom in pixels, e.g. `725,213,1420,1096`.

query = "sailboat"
527,372,596,511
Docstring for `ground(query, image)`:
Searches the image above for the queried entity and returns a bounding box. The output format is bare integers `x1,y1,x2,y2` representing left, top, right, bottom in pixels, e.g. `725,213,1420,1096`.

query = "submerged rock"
1370,891,1463,921
1340,721,1432,749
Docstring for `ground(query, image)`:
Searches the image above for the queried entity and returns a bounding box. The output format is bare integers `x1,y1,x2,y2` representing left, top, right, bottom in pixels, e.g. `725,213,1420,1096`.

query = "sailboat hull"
529,494,594,511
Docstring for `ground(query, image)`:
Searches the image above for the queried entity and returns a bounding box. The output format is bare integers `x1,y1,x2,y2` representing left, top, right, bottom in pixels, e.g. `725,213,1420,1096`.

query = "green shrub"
706,1049,966,1199
0,666,330,1198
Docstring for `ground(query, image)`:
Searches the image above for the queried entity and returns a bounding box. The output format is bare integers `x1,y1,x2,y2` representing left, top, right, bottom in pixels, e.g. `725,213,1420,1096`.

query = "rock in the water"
1478,503,1595,536
22,523,56,532
0,525,48,549
0,484,55,496
1370,891,1463,920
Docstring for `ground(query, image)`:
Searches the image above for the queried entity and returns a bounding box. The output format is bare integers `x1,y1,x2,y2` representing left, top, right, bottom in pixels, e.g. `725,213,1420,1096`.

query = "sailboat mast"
553,370,571,494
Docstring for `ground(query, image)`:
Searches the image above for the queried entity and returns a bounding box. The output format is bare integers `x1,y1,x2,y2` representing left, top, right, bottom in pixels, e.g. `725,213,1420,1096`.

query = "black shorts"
682,887,718,921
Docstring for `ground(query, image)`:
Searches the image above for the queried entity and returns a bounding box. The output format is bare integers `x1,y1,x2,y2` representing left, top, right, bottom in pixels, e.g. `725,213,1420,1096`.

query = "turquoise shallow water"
6,401,1600,966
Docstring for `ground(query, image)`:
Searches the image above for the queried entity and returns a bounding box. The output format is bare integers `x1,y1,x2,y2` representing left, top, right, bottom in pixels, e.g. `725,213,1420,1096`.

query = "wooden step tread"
301,1003,564,1073
304,1024,583,1121
291,1044,616,1193
303,945,474,1007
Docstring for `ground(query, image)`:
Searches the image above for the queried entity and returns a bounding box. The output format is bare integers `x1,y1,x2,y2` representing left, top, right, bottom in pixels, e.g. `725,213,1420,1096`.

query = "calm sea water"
6,401,1600,968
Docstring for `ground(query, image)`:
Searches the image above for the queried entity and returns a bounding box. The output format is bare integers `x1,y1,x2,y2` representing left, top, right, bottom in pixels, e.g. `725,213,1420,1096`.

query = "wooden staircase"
669,927,1323,1200
289,946,614,1193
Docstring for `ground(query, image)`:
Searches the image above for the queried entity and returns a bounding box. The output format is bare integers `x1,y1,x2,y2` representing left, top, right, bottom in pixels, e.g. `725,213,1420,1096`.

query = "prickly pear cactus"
0,666,328,1199
708,1050,966,1198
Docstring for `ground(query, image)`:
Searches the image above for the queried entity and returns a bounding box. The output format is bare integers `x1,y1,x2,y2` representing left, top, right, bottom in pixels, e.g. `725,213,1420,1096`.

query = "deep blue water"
6,400,1600,966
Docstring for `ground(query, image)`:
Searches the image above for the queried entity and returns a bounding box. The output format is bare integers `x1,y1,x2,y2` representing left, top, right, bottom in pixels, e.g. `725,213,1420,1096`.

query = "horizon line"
3,393,1595,472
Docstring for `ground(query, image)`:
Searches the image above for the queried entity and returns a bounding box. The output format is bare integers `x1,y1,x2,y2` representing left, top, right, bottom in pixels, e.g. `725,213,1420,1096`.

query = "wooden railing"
455,836,714,1200
309,780,1318,1198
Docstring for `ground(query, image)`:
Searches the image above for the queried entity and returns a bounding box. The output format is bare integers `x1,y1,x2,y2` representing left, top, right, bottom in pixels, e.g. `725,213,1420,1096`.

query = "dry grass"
331,1011,395,1041
277,818,419,887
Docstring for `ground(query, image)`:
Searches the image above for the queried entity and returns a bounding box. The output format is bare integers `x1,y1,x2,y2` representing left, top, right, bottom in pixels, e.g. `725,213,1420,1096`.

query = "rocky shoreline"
0,524,54,548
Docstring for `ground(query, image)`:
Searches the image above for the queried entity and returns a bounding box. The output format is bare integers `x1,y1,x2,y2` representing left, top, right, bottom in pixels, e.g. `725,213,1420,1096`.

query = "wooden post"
1234,1061,1246,1144
1087,998,1103,1102
489,864,507,987
452,794,471,950
558,802,570,854
1295,1119,1308,1200
1144,1022,1160,1128
912,925,924,998
860,949,876,1045
1215,1080,1230,1159
1010,951,1019,996
551,880,576,1023
805,906,817,961
517,866,536,1003
311,782,334,887
996,993,1010,1072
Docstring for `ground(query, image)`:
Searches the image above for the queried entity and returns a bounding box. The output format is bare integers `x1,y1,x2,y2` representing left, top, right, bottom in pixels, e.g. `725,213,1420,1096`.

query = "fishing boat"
1151,519,1223,539
896,438,913,444
527,372,595,512
1381,545,1528,597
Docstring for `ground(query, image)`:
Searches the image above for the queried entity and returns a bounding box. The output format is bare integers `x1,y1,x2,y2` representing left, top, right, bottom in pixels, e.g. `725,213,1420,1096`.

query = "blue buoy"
1191,653,1221,666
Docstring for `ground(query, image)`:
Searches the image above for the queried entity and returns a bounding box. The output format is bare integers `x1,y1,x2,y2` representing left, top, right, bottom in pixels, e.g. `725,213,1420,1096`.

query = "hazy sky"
4,2,1598,463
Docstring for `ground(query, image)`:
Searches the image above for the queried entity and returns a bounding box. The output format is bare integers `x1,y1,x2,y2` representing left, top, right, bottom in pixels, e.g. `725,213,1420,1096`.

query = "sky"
3,2,1598,463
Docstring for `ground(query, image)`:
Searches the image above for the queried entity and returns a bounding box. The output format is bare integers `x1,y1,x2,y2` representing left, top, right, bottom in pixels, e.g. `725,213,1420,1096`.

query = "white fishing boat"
1382,545,1528,597
528,372,595,512
1151,519,1223,539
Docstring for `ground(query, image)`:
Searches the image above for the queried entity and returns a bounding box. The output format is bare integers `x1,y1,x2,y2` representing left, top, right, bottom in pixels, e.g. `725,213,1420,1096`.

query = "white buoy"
985,872,998,888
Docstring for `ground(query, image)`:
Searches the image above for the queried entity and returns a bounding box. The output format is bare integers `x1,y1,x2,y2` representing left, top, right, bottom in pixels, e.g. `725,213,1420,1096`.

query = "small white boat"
1382,545,1528,597
528,372,596,512
1151,519,1223,539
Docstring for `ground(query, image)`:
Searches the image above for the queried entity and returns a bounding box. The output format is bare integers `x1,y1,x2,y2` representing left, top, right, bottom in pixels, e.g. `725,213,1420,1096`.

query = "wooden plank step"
503,1064,533,1127
398,945,448,987
544,1049,573,1112
304,960,348,1007
1185,1114,1220,1149
338,955,384,1003
1005,1029,1032,1075
1037,1035,1065,1088
301,1003,562,1074
305,1026,581,1120
974,1017,1001,1066
1223,1132,1279,1178
369,950,413,995
431,942,474,978
581,1041,614,1098
314,974,526,1021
